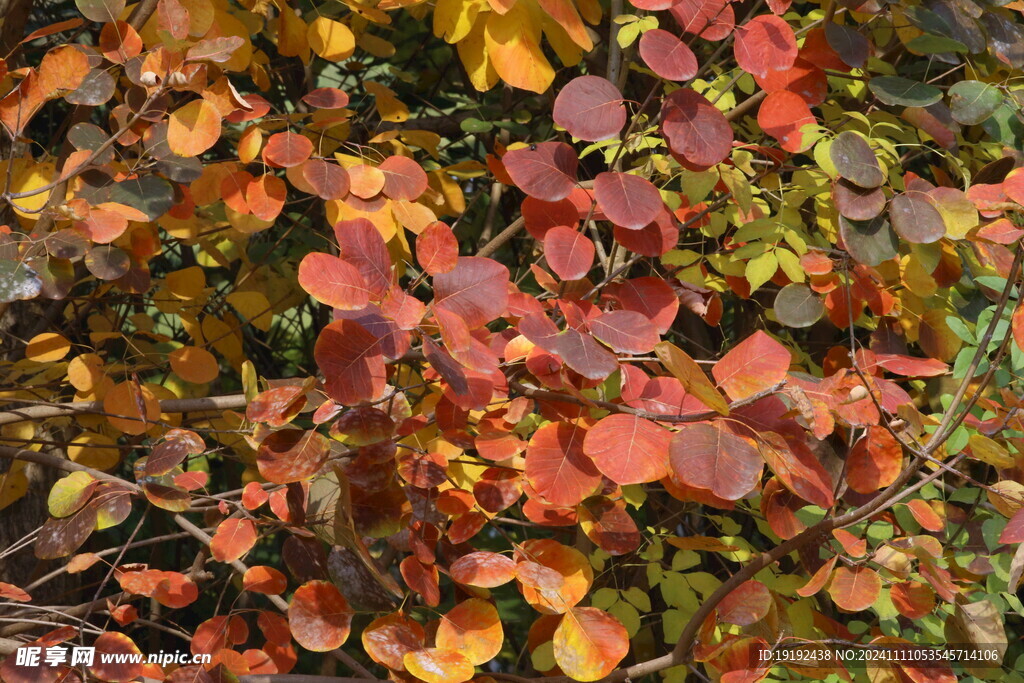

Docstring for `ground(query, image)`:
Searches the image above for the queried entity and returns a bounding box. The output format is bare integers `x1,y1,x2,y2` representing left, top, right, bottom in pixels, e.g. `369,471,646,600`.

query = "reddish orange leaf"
243,566,288,594
256,429,331,484
298,252,371,310
712,330,789,400
846,426,902,494
263,132,314,167
669,422,763,501
288,580,353,652
403,648,474,683
450,551,517,588
361,613,425,672
582,414,671,484
210,518,257,563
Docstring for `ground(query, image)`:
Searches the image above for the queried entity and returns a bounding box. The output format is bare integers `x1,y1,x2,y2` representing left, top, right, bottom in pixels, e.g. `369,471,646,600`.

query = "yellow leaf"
25,332,71,362
274,0,310,62
364,81,408,122
308,16,355,61
434,0,484,43
653,342,729,415
166,266,206,300
357,32,395,58
538,0,591,51
9,159,55,219
227,291,274,331
238,125,263,164
0,459,29,511
457,16,499,91
170,346,220,383
484,1,554,93
401,130,442,159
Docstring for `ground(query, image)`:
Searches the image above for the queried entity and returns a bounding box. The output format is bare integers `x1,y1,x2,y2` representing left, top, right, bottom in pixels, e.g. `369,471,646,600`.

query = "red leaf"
314,319,386,405
400,555,441,606
661,88,734,169
378,155,428,200
288,580,353,651
519,312,619,380
754,58,828,106
669,422,763,500
872,353,947,377
90,632,144,682
335,218,392,297
582,414,671,484
525,421,601,507
301,87,349,109
210,519,258,563
1000,507,1024,543
416,221,458,275
298,252,370,310
734,15,798,78
302,159,350,200
639,29,698,81
757,90,816,153
828,566,881,612
757,433,834,508
433,256,509,329
503,142,578,202
846,426,902,494
606,276,679,334
0,582,31,602
522,196,580,238
712,330,789,400
670,0,735,41
263,131,313,167
544,226,594,280
553,75,626,141
589,310,659,353
593,172,663,230
256,429,331,484
578,497,641,555
717,580,772,625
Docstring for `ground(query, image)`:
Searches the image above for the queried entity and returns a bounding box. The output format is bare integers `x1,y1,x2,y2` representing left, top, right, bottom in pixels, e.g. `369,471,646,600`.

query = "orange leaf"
435,598,503,666
168,99,222,157
827,565,881,612
552,607,629,681
403,648,474,683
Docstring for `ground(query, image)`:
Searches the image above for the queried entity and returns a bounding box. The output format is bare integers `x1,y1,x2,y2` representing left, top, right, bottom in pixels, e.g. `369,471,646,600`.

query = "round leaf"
553,75,626,141
774,283,824,328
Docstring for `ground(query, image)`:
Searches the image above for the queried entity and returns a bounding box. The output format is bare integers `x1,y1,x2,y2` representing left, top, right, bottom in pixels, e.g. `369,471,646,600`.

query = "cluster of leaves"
4,0,1024,680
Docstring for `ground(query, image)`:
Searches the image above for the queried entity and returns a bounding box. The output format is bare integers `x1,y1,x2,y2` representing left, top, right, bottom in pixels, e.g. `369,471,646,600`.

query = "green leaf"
774,283,824,328
869,76,943,107
745,251,778,293
460,117,493,133
0,260,43,303
906,34,968,54
948,80,1003,125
